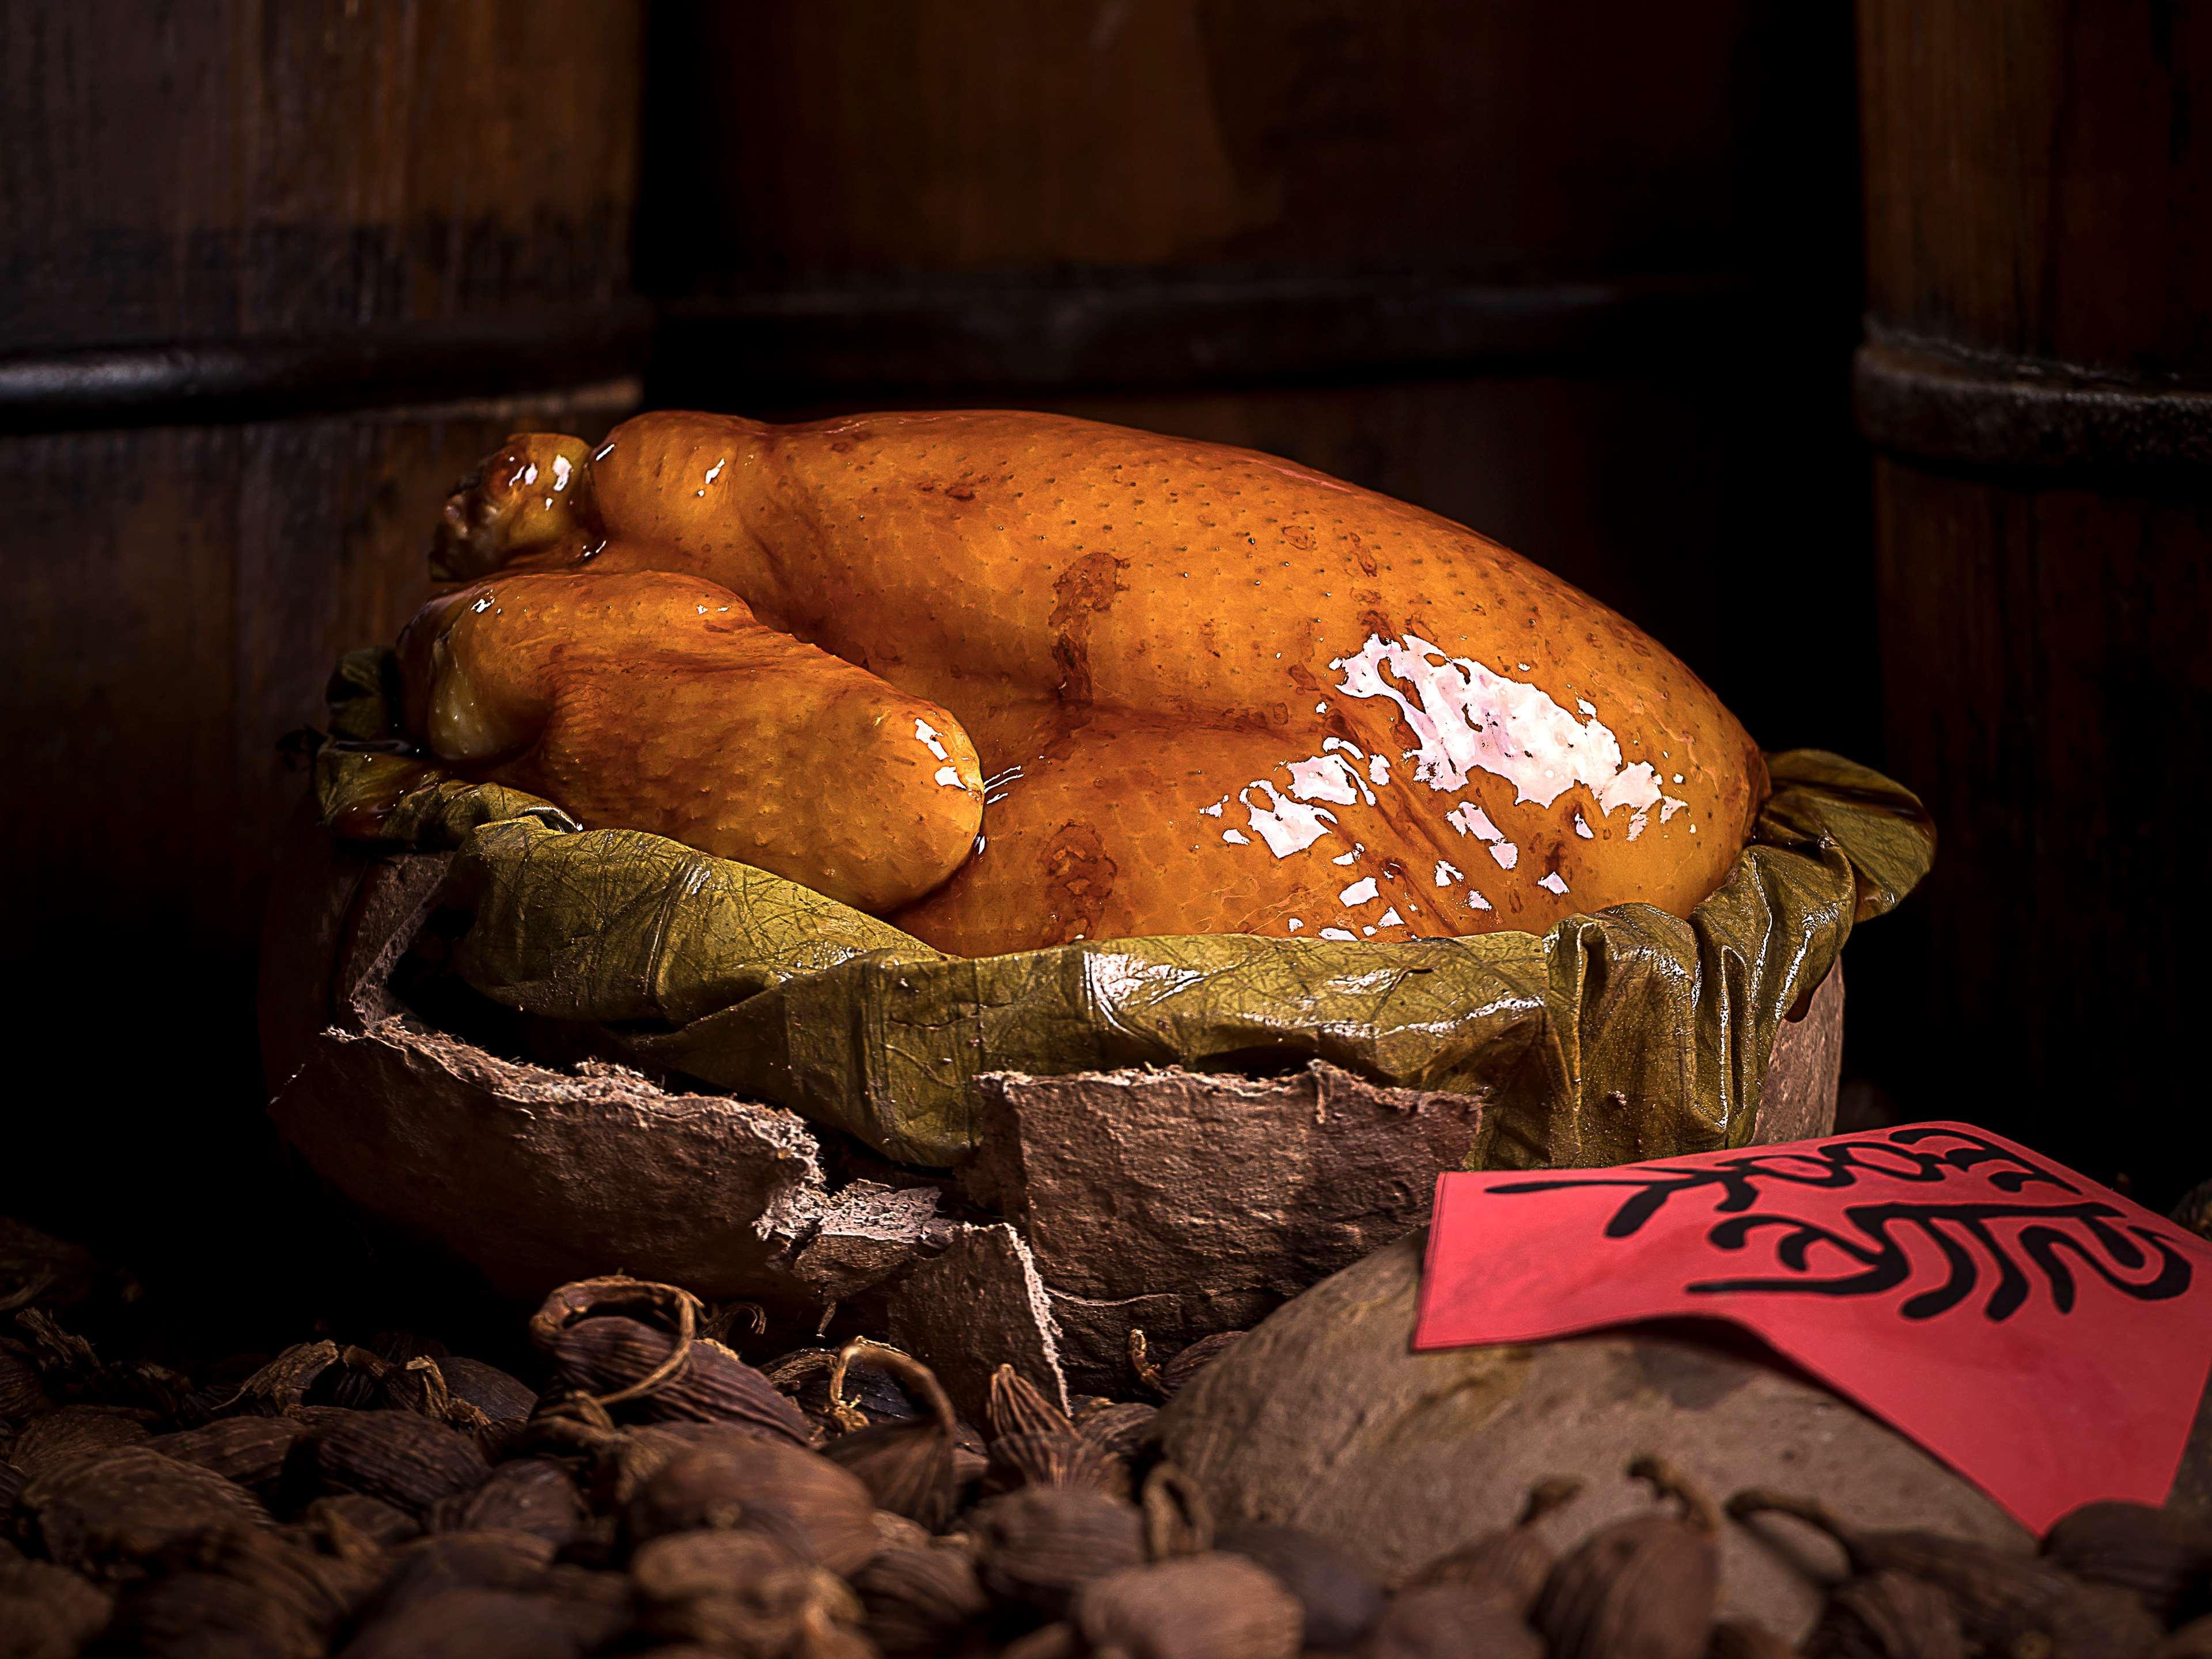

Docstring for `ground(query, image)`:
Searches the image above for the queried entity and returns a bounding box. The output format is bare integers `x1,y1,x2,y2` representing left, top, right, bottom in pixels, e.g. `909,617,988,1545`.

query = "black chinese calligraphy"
1488,1127,2192,1320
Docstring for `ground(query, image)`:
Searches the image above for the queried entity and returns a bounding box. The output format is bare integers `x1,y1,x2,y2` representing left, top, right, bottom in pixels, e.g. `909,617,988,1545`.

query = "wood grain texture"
4,391,634,1238
1,0,641,351
0,1,645,1264
644,0,1877,764
1858,0,2212,1192
640,0,1772,286
1870,459,2212,1188
1859,0,2212,376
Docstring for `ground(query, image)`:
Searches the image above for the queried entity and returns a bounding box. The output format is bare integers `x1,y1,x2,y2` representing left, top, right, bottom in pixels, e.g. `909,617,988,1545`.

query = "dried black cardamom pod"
428,1456,589,1545
984,1430,1130,1498
990,1362,1076,1440
1157,1331,1247,1397
1001,1622,1078,1659
218,1342,340,1417
329,1331,447,1409
1073,1552,1304,1659
1728,1490,2160,1659
0,1343,49,1425
971,1486,1147,1615
1533,1456,1719,1659
543,1316,811,1445
1368,1582,1541,1659
340,1585,630,1659
2164,1613,2212,1658
297,1492,420,1548
0,1556,111,1658
100,1569,325,1659
368,1529,557,1618
851,1544,992,1659
529,1274,810,1446
1407,1475,1584,1615
631,1527,868,1656
7,1404,154,1480
1802,1571,1965,1659
146,1417,306,1498
1073,1399,1159,1460
764,1346,923,1435
2039,1499,2212,1626
1706,1617,1799,1659
1216,1522,1384,1651
623,1439,878,1576
26,1448,270,1577
293,1408,491,1517
817,1339,960,1531
437,1357,537,1425
1136,1461,1214,1564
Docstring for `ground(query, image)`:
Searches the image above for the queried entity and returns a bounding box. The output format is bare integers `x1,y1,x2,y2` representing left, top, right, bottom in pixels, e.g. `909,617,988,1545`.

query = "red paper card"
1416,1123,2212,1533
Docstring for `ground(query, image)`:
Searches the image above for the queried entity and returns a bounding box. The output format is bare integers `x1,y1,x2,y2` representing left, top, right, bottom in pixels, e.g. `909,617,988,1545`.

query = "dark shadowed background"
3,1,2206,1316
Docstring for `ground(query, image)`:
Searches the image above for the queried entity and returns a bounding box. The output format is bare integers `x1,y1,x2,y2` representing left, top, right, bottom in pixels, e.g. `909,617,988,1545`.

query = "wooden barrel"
1855,1,2212,1196
0,2,645,1263
639,0,1877,763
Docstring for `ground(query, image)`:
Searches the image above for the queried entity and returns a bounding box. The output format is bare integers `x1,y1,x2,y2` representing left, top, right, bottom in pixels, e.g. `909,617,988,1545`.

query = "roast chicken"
396,411,1765,956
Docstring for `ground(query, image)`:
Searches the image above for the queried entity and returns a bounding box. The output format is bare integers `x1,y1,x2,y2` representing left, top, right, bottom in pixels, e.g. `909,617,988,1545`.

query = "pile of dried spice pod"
6,1224,2212,1659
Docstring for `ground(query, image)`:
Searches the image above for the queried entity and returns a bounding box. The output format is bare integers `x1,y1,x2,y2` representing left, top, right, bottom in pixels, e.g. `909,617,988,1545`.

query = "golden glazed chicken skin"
399,410,1767,955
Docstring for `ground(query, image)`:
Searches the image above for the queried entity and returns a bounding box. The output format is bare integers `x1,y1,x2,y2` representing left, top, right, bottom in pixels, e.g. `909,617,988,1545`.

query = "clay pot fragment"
885,1225,1071,1425
971,1486,1147,1616
624,1439,878,1575
25,1448,270,1577
296,1410,492,1517
1802,1571,1965,1659
2039,1498,2212,1625
1071,1553,1304,1659
1214,1523,1384,1652
851,1544,992,1659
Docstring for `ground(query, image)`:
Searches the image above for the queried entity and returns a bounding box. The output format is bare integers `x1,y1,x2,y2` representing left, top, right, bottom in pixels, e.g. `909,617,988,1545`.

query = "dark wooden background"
3,1,2205,1298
